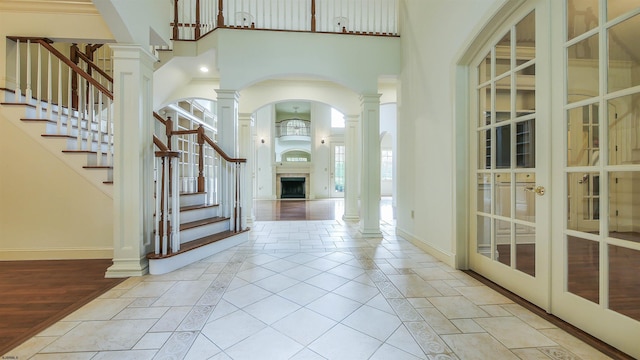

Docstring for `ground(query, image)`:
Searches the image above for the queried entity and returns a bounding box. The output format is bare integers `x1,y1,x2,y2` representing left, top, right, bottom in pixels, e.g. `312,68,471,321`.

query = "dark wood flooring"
0,259,124,356
254,199,344,221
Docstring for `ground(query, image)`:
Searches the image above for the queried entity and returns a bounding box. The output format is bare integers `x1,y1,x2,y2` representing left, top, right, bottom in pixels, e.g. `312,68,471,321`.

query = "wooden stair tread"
147,229,248,259
1,102,36,108
180,204,220,212
180,216,228,231
83,166,112,169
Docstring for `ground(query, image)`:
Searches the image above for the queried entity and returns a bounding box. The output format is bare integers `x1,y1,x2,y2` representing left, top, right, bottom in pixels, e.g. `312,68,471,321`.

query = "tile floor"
4,219,611,360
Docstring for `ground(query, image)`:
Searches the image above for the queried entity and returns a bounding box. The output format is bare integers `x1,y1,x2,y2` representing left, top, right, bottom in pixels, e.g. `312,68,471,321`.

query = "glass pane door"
331,143,345,198
471,7,550,308
553,1,640,356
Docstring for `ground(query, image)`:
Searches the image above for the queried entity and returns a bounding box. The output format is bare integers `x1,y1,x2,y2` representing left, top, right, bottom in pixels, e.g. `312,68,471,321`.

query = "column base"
105,258,149,278
359,228,382,238
342,214,360,222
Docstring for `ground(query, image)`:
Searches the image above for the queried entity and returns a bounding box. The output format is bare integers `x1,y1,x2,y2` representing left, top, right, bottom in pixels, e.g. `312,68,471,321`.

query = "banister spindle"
25,40,32,102
76,75,83,150
154,157,161,255
15,39,21,99
195,0,201,39
46,51,53,120
36,44,42,117
57,57,62,133
96,90,103,164
66,66,72,136
197,125,205,192
217,0,224,27
106,98,113,166
173,0,179,39
171,155,180,252
311,0,316,32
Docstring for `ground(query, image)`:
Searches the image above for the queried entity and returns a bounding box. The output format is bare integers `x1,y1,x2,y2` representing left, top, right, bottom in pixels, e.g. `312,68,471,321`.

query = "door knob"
525,185,545,196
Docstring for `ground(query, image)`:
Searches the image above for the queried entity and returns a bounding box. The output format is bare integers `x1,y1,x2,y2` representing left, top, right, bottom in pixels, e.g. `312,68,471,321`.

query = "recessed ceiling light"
200,66,209,73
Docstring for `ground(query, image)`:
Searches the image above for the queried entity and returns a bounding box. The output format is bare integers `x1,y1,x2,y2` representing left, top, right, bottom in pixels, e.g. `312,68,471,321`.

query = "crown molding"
0,0,99,15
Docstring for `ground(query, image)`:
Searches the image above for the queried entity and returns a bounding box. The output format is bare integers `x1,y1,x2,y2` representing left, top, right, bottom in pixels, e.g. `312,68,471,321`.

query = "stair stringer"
0,102,113,198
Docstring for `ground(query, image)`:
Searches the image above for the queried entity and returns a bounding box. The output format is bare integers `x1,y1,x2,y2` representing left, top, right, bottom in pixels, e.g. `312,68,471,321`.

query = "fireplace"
281,177,306,198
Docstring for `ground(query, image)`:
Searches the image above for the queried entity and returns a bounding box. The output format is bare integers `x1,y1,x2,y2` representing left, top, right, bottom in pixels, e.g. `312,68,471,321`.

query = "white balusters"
171,155,180,252
66,66,73,136
57,57,63,133
46,51,53,120
15,39,21,100
25,40,32,102
154,157,161,255
36,44,42,117
162,156,170,256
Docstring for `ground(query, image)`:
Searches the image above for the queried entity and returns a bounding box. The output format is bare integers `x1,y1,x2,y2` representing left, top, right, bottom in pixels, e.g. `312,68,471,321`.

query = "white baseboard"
0,247,113,260
395,227,456,268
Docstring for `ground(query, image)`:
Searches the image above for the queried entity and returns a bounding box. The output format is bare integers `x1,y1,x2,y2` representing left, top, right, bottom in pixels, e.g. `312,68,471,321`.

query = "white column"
106,45,156,278
239,112,254,227
215,90,239,221
343,114,360,221
360,94,382,237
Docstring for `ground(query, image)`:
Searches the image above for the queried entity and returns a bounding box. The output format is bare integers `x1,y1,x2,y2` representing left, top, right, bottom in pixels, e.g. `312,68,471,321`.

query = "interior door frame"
330,142,345,198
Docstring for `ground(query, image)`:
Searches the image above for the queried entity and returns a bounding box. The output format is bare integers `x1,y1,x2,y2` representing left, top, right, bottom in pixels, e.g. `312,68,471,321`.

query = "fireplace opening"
281,177,306,199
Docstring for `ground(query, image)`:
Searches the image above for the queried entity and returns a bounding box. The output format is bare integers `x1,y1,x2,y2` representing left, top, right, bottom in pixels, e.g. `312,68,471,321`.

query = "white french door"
330,143,345,198
469,1,551,309
550,0,640,356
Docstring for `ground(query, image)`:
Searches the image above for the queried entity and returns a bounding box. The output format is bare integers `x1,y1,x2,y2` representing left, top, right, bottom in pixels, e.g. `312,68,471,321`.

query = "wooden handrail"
153,135,169,151
8,36,113,100
153,112,167,125
75,49,113,83
202,133,246,163
311,0,316,32
217,0,224,27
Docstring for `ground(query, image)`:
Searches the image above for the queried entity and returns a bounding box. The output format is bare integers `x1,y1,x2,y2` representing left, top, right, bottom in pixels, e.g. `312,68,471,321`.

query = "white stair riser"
180,206,219,224
180,220,230,243
180,193,207,207
148,232,248,275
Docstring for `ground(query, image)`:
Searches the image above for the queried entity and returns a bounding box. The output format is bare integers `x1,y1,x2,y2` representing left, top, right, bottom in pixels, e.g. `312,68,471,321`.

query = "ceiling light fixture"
200,66,209,73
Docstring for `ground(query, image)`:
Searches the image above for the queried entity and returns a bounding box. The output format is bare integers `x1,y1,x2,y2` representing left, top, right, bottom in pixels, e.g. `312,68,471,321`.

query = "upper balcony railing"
172,0,398,41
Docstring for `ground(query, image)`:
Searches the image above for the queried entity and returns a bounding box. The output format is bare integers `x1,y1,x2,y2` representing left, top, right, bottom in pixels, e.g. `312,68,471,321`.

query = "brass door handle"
525,185,545,196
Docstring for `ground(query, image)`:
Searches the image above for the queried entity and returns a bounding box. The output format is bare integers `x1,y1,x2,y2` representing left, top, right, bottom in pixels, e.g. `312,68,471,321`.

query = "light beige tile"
133,332,172,349
183,333,222,360
540,328,612,360
149,306,192,332
370,343,423,359
501,304,556,330
120,281,176,298
305,272,350,291
289,348,327,360
92,350,157,360
30,353,96,360
474,317,557,349
343,305,402,341
273,308,336,345
243,294,301,324
152,331,199,359
442,333,520,360
254,273,299,293
236,266,277,283
278,282,328,305
201,310,266,349
451,319,485,333
387,274,442,297
333,280,380,303
386,324,428,358
113,306,169,320
63,298,134,321
480,304,513,317
511,347,558,360
416,308,461,334
455,286,513,305
3,336,58,360
42,319,156,352
225,327,303,360
37,321,81,337
222,283,272,308
309,323,382,360
306,292,362,321
427,296,489,319
153,280,212,306
366,294,397,315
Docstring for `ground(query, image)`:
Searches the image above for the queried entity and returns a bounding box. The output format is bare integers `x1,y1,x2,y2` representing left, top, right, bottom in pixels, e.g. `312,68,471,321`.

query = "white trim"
0,247,113,260
396,227,455,268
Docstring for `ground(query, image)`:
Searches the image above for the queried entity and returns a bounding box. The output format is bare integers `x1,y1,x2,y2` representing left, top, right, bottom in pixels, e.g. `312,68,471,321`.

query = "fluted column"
215,90,239,225
106,45,156,277
238,112,254,227
360,94,382,237
343,114,360,221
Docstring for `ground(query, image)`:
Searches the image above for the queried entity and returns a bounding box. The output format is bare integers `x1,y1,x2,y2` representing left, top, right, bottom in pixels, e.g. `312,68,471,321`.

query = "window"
331,108,345,128
381,150,393,180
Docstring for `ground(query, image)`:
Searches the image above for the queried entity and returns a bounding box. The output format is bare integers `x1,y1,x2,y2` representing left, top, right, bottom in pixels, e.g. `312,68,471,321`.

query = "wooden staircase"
148,191,248,274
4,37,249,274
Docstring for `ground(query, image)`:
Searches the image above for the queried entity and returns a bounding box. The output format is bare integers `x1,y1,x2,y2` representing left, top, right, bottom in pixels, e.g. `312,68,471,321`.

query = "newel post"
311,0,316,32
217,0,225,27
197,125,205,192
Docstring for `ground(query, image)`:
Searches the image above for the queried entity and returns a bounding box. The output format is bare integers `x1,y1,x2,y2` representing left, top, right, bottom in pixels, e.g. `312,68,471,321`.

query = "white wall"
93,0,171,48
0,106,113,260
311,103,332,198
397,0,500,264
255,105,275,199
380,103,397,198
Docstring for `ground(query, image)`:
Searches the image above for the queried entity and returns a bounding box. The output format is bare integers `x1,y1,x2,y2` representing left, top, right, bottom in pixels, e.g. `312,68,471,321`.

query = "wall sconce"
321,139,325,144
261,138,265,144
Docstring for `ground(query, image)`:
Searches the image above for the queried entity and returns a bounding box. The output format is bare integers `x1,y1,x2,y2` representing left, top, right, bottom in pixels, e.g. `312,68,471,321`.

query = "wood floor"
0,259,124,356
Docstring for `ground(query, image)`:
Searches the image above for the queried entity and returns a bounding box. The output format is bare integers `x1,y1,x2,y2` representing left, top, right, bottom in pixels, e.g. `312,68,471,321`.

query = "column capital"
360,93,382,104
110,44,157,65
238,113,253,122
345,114,360,123
215,89,240,101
